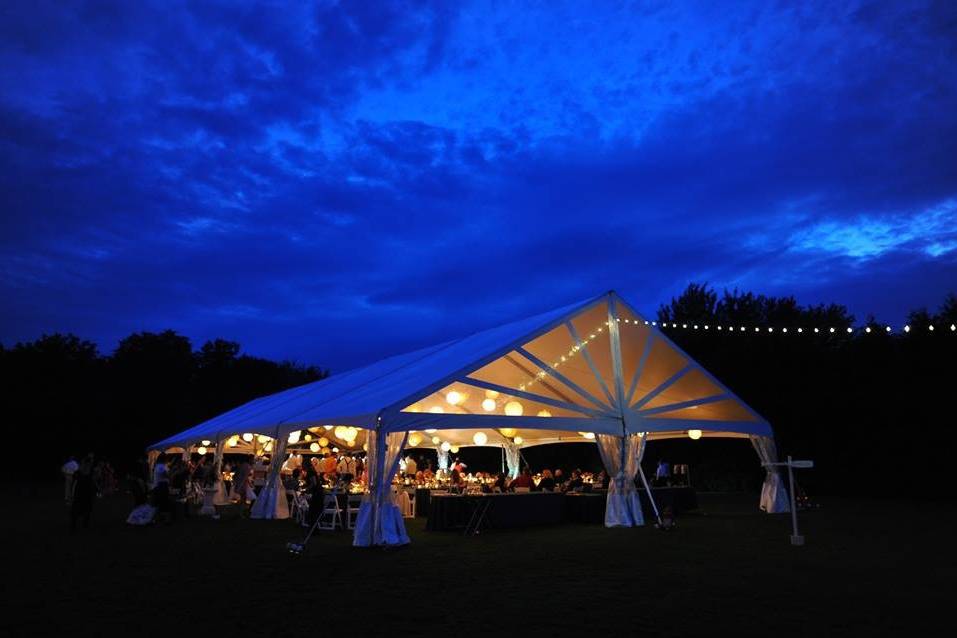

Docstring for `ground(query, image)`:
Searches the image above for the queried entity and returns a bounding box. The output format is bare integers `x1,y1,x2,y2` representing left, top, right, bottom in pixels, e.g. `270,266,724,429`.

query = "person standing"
405,455,418,478
70,454,95,532
655,459,671,487
61,456,79,503
233,456,253,515
151,454,171,523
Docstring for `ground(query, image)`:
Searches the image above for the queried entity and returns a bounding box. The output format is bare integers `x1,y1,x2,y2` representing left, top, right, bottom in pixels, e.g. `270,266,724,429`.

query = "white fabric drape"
596,433,644,527
503,440,521,479
212,439,229,505
354,429,409,547
750,435,790,513
250,438,289,519
437,446,449,471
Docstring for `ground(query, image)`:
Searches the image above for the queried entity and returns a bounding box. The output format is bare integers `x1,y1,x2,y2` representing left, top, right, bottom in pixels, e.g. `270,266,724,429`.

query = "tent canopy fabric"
150,292,772,451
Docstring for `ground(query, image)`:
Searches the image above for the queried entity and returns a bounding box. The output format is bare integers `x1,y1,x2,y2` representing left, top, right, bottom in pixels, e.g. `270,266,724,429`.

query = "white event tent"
150,291,789,546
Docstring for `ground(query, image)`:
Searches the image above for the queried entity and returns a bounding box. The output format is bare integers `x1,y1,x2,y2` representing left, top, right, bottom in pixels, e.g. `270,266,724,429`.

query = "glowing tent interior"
149,291,790,546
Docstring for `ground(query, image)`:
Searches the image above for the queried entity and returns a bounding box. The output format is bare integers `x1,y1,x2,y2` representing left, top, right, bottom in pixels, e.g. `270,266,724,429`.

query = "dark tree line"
1,331,326,475
654,284,957,497
4,286,955,497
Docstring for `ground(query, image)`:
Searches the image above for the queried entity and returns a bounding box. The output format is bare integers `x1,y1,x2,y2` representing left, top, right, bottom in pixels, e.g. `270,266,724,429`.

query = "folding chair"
346,494,362,529
317,490,342,531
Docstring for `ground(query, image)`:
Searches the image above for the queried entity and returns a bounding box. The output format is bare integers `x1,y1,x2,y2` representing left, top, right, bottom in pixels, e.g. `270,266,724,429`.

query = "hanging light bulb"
929,325,935,331
536,409,552,418
197,446,207,455
687,429,703,440
242,433,254,442
513,436,524,445
481,398,497,412
472,431,488,446
904,325,911,332
309,442,320,453
504,401,523,416
446,390,463,406
499,427,517,438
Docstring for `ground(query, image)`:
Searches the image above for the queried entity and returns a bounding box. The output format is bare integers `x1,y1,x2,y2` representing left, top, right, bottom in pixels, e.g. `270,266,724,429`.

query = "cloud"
1,0,955,369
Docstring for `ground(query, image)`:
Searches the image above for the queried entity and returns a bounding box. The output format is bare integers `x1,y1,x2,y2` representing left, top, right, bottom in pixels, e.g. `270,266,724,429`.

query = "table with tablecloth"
426,492,566,531
424,488,698,531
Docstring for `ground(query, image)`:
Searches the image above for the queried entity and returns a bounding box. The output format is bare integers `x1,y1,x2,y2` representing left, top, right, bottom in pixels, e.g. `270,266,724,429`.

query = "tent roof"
150,292,772,451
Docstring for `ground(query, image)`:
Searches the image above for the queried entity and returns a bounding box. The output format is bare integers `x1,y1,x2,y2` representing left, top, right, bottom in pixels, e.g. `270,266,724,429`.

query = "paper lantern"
309,442,320,453
197,446,207,455
363,443,369,451
440,441,451,452
344,427,358,441
265,441,274,452
472,431,488,446
513,436,524,445
450,445,460,454
431,436,441,445
446,390,463,406
333,426,346,440
320,447,330,455
318,437,329,448
257,434,269,444
536,410,552,418
287,431,301,444
481,398,497,412
227,438,238,448
332,447,339,453
485,389,500,399
504,401,523,416
242,433,254,442
688,429,703,440
429,406,444,414
408,432,422,446
201,440,211,446
499,427,517,438
304,433,312,442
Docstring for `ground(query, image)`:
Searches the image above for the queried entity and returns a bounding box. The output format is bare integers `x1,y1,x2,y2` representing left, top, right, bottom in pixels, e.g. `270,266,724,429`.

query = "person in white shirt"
405,455,418,477
62,457,79,502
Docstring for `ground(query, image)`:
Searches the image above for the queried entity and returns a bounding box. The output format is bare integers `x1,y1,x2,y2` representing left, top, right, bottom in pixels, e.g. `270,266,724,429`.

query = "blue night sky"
2,1,956,370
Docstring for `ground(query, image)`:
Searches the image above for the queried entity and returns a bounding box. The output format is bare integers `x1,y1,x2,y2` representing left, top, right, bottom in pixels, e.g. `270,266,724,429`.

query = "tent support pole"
637,464,662,525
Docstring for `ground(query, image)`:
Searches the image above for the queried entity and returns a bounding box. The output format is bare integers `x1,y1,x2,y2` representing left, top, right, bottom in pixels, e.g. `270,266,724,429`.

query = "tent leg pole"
638,465,662,525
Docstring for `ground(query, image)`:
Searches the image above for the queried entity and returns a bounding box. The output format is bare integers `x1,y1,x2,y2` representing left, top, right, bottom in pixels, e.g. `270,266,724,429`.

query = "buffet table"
426,492,566,531
424,487,698,531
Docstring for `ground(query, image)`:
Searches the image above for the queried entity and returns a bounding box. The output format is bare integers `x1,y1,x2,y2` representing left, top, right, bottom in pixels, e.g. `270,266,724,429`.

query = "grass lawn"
5,485,953,637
